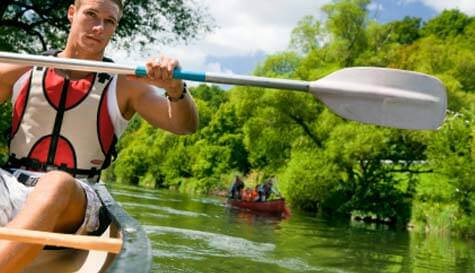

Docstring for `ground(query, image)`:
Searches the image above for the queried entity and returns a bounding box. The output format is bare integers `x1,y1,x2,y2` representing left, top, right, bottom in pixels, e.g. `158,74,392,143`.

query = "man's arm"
117,56,199,134
0,64,32,103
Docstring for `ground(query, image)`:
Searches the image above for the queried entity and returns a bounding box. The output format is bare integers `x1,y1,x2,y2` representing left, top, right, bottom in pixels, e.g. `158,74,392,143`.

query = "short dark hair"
74,0,123,14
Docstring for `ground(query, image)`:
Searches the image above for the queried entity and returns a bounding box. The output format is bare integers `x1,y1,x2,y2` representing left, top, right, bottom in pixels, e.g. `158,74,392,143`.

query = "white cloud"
109,0,329,74
194,0,329,57
204,62,233,75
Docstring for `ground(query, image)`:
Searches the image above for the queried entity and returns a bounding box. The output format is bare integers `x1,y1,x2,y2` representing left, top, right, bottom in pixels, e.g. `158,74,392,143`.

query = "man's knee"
35,171,78,206
34,171,87,231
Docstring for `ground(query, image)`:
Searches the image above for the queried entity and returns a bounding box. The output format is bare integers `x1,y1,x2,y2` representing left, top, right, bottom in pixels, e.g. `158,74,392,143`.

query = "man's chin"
77,43,106,56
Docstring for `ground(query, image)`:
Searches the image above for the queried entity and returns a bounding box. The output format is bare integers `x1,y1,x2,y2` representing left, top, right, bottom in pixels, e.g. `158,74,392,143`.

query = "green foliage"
254,52,302,78
199,102,250,173
289,16,322,54
322,0,370,66
426,112,475,214
387,16,422,45
191,84,228,110
422,9,472,39
323,124,420,224
280,149,342,211
0,103,11,164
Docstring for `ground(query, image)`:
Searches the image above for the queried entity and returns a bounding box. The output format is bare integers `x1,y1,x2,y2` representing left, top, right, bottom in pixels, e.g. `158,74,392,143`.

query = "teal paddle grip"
135,65,206,82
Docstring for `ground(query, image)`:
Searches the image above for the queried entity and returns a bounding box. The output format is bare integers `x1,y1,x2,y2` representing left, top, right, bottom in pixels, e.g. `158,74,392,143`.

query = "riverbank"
114,174,475,240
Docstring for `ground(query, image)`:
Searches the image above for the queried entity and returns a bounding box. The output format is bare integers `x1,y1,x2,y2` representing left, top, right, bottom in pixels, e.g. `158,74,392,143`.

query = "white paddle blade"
309,67,447,130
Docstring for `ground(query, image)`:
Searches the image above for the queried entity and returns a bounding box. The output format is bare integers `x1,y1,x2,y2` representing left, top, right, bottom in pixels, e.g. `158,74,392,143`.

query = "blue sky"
110,0,475,79
369,0,437,22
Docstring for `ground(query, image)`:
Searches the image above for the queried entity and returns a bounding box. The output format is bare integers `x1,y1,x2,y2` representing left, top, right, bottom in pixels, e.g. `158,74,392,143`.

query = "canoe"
23,183,152,273
227,198,290,216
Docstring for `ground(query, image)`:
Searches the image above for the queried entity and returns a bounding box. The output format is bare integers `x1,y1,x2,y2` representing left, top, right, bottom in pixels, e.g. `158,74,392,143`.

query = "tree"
0,0,214,52
387,16,422,45
426,112,475,214
191,84,228,111
289,15,323,55
322,0,370,66
425,112,475,236
236,52,325,171
199,102,250,174
281,149,342,212
422,9,471,39
254,52,302,78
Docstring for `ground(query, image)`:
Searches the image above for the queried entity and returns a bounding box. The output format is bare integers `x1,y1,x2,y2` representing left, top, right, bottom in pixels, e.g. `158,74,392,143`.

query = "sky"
110,0,475,79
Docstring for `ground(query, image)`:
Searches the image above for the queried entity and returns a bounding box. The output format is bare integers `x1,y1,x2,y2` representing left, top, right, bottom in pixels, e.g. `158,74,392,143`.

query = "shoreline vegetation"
1,1,474,239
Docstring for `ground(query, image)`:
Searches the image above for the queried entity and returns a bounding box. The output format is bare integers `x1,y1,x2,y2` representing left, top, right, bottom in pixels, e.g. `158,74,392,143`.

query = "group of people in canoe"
228,175,281,202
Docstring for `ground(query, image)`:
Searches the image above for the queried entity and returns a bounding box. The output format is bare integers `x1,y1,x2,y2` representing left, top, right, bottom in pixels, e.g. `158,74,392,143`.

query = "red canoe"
227,199,291,216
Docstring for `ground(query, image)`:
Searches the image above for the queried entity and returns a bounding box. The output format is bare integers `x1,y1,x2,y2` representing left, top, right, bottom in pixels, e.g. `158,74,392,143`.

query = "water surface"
111,184,475,273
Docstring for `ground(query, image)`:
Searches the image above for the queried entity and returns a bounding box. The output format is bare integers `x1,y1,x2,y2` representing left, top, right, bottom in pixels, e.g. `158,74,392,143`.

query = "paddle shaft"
0,227,122,253
0,51,447,130
0,52,309,91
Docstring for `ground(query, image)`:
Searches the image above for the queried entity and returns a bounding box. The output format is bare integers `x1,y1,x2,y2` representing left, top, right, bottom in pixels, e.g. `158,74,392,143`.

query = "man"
257,177,280,202
0,0,198,271
229,175,245,200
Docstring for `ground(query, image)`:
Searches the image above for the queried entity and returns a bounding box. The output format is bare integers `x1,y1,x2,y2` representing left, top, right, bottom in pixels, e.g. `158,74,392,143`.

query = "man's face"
68,0,121,54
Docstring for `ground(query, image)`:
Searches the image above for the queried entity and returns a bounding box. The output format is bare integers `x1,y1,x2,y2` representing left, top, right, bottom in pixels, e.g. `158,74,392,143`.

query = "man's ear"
67,5,76,23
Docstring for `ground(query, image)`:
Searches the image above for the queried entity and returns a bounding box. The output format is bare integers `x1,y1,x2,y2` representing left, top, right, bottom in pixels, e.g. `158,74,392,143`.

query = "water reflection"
110,184,475,273
225,207,289,227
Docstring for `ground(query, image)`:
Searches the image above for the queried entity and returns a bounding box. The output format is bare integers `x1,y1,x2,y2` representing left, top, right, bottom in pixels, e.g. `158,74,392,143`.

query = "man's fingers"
160,62,170,80
145,61,155,80
131,56,182,90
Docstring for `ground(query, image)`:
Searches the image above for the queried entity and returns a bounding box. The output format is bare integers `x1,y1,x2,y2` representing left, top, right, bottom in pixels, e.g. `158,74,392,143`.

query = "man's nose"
92,20,105,32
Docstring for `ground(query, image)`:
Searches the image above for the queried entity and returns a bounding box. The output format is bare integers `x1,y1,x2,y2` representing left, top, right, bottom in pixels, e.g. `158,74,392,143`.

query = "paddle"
0,227,122,253
0,51,447,130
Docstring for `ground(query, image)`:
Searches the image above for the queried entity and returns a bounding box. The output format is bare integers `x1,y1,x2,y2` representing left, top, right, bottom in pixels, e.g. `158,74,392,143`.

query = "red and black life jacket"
6,50,118,182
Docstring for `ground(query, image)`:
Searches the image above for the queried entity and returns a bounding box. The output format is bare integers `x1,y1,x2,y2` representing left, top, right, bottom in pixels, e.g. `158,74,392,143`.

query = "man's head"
67,0,123,57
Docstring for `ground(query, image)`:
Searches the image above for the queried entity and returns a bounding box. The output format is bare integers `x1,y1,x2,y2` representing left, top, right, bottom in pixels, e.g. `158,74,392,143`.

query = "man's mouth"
86,36,102,43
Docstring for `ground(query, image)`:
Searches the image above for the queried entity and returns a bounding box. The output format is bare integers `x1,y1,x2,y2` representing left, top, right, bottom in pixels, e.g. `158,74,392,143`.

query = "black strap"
6,155,100,179
42,49,62,57
101,136,117,171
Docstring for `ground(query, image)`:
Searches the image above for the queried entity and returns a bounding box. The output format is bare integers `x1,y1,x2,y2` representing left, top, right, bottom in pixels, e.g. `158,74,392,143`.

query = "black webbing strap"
6,155,100,179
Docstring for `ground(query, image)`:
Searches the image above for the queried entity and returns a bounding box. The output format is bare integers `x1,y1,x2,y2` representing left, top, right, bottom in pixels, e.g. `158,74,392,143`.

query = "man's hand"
127,56,184,99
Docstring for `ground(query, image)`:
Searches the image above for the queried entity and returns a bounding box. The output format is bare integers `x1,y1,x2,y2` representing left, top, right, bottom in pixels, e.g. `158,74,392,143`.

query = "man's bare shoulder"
0,64,32,84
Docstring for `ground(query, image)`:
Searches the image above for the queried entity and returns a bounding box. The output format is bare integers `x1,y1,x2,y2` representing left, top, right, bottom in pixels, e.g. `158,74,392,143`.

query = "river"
110,184,475,273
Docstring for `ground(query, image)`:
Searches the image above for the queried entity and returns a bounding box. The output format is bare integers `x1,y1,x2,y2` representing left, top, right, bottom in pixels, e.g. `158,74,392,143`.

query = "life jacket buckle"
45,165,57,172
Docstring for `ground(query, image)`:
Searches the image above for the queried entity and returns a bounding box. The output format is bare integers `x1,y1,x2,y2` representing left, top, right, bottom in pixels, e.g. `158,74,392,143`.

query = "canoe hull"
22,183,152,273
227,199,290,216
23,225,118,273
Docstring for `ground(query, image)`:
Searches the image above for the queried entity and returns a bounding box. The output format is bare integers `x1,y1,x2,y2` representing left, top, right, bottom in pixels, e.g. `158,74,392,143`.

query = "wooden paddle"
0,51,447,130
0,227,122,253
